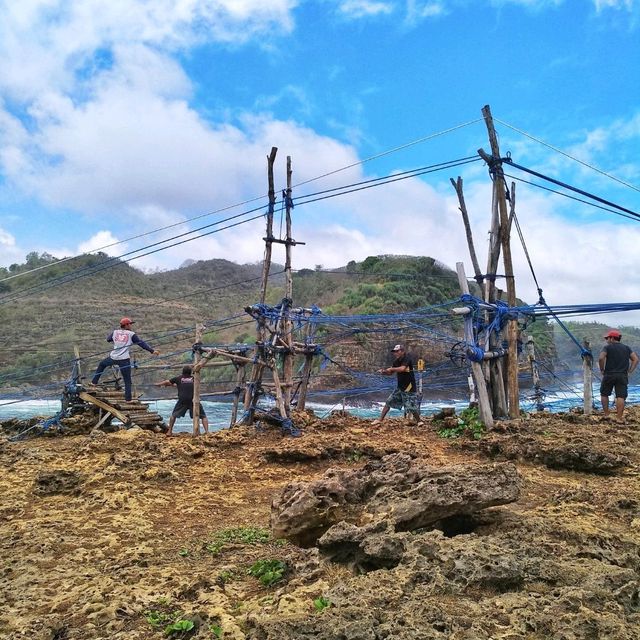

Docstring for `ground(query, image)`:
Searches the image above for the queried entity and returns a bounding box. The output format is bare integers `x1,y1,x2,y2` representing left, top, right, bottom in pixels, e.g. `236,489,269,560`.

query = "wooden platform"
81,384,166,431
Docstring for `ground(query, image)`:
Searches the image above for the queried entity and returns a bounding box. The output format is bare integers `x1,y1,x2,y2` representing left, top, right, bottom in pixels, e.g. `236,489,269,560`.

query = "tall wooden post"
479,104,520,419
243,148,278,415
451,177,482,281
260,146,278,304
582,338,593,415
282,156,294,411
192,323,204,436
456,262,493,428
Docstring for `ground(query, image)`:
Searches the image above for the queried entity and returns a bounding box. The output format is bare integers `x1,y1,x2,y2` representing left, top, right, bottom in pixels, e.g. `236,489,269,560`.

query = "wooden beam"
79,392,130,425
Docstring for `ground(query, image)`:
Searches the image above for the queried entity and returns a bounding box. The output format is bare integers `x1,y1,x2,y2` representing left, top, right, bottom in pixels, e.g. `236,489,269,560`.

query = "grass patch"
248,559,287,586
205,526,271,556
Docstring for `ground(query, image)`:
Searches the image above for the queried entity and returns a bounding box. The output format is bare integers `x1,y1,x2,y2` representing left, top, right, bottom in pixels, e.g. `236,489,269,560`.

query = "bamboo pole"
456,262,493,428
582,338,593,415
192,323,204,436
479,104,519,418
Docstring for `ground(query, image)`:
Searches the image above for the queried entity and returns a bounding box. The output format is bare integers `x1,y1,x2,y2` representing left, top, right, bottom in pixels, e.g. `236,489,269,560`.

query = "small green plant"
178,548,190,557
145,610,174,628
205,527,271,556
437,407,485,440
216,569,235,585
346,449,363,463
313,596,331,611
248,559,287,586
164,618,194,637
210,624,223,638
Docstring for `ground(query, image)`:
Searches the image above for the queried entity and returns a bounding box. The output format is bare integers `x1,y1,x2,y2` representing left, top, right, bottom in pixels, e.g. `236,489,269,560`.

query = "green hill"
3,251,634,395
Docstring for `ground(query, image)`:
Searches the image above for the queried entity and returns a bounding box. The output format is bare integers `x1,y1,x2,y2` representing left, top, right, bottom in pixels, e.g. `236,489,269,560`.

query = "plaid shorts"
385,389,419,412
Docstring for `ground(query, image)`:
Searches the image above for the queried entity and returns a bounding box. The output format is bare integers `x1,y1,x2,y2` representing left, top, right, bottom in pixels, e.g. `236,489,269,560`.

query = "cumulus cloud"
0,0,298,101
77,230,122,255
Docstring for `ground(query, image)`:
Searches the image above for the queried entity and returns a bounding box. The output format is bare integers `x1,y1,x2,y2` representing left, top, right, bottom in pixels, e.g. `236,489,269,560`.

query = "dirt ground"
1,406,639,640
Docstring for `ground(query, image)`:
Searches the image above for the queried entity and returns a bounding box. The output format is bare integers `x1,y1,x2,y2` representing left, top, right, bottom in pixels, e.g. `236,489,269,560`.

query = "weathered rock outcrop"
271,453,520,546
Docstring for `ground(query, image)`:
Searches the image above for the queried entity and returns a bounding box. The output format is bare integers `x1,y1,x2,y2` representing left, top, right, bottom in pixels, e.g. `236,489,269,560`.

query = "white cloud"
0,226,23,268
337,1,395,18
0,0,298,101
406,0,447,22
77,230,122,255
593,0,635,11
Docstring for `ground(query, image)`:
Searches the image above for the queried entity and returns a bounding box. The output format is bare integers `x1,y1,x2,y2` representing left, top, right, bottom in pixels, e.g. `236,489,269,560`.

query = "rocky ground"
1,406,639,640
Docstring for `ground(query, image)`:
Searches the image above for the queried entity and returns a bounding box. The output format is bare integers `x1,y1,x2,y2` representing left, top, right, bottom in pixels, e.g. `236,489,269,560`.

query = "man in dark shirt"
599,329,638,424
155,366,209,436
376,344,420,424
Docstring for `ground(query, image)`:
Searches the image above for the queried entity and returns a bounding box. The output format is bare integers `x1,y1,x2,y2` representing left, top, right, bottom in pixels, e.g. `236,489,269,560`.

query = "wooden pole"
192,323,204,436
456,262,493,428
296,354,313,411
230,364,246,426
243,148,278,417
479,104,520,419
582,338,593,415
526,336,544,412
450,177,482,281
260,146,278,304
282,155,294,412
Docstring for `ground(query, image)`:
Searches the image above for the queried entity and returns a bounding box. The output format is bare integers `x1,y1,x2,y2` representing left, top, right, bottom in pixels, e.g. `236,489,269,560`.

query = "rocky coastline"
1,407,639,639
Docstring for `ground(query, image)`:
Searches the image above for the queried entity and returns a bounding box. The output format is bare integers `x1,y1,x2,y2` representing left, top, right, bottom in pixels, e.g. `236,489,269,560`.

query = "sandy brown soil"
1,407,639,639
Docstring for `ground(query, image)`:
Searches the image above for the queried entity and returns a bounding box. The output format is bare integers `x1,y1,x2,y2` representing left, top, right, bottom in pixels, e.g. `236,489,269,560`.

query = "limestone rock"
271,453,520,546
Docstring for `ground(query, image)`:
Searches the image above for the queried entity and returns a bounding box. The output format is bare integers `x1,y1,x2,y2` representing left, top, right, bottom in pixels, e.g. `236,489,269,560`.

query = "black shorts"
171,400,206,419
600,373,628,399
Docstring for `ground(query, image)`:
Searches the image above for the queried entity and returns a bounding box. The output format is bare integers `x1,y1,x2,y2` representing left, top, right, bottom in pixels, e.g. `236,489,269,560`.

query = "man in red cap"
598,329,638,423
91,317,160,401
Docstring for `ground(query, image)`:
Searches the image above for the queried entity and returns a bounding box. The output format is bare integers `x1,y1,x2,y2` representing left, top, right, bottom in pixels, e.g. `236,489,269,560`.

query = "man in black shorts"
599,329,638,424
155,366,209,436
375,344,420,424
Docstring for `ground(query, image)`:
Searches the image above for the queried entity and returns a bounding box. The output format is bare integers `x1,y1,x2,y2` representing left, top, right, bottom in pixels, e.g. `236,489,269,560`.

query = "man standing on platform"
375,344,420,424
155,365,209,436
91,317,159,401
599,329,638,424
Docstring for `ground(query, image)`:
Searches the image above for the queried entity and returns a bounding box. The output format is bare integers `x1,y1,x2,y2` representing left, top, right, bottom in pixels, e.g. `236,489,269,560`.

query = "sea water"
3,387,640,434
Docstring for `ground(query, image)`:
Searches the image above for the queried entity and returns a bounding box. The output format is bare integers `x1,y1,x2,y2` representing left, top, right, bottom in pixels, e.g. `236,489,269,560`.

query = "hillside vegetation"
2,251,634,394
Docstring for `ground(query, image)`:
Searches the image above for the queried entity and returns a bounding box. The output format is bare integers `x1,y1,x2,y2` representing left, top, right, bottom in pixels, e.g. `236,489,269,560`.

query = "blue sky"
0,0,639,323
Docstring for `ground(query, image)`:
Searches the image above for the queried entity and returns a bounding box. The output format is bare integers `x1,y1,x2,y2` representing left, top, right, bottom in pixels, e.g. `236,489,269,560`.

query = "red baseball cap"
604,329,621,339
120,317,134,327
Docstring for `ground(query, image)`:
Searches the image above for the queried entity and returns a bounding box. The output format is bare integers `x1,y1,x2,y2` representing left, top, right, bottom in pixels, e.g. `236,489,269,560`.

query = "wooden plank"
79,392,130,424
